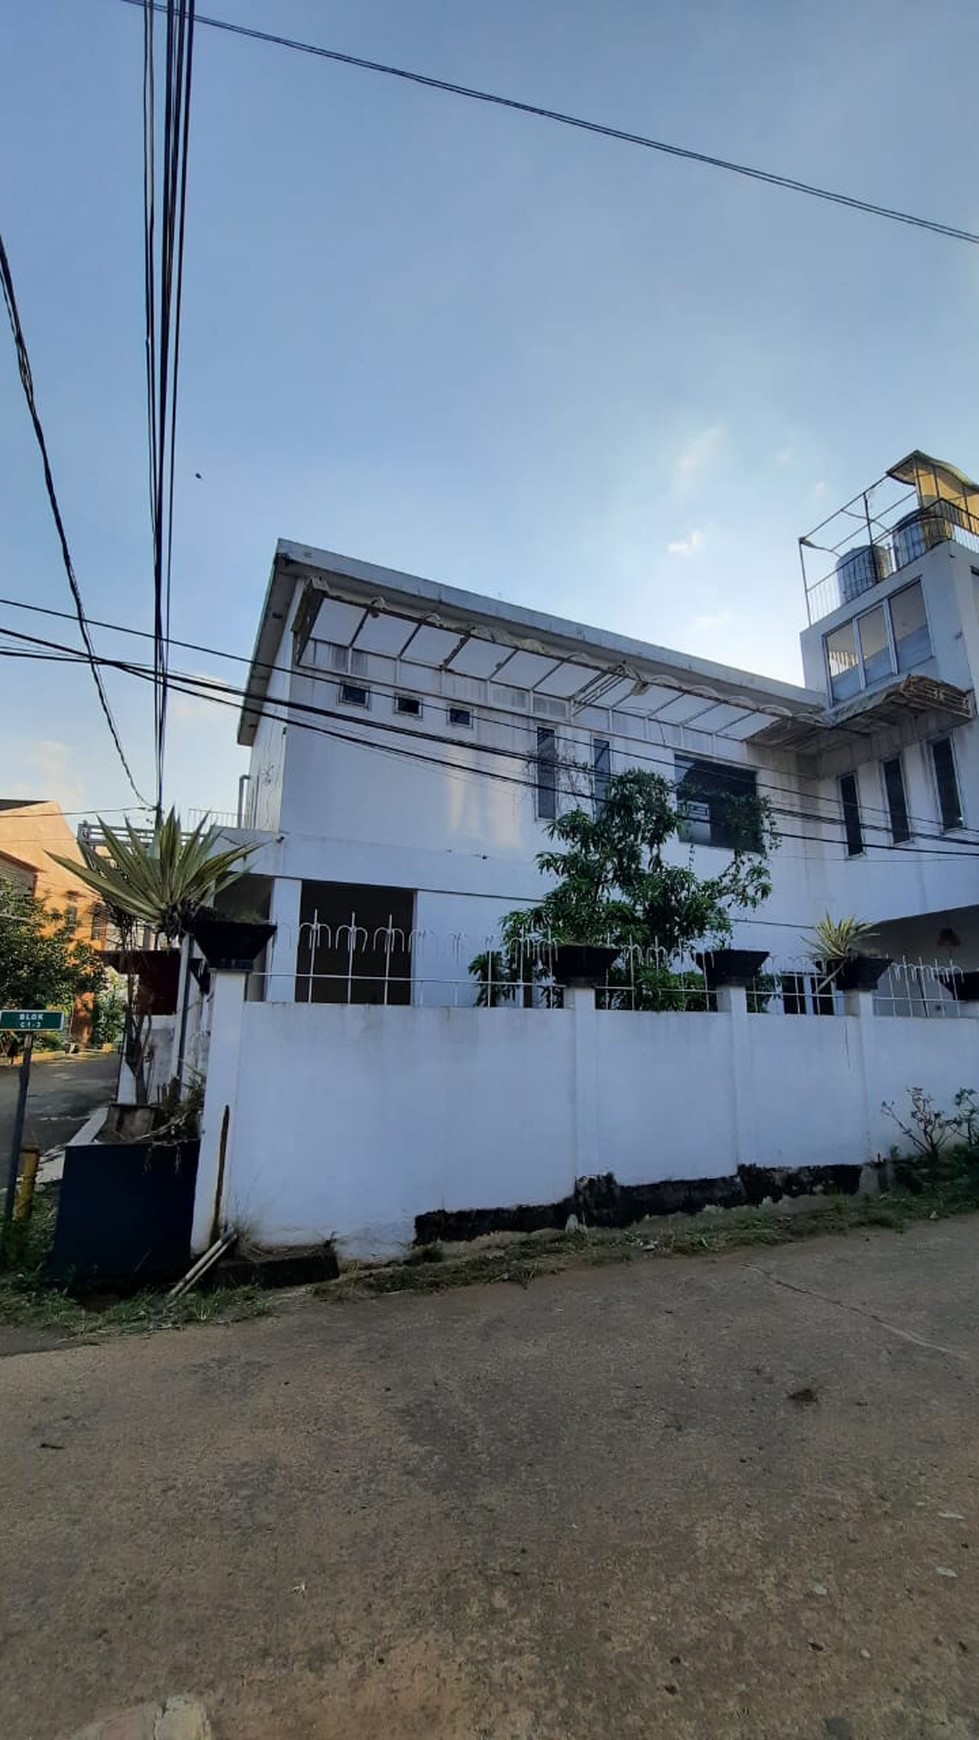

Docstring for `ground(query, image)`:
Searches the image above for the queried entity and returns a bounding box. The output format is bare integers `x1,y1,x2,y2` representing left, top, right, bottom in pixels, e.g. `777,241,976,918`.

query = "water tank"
835,542,892,603
892,501,970,570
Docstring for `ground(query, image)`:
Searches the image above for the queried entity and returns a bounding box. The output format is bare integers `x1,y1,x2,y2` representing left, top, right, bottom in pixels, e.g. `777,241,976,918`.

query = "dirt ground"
2,1217,979,1740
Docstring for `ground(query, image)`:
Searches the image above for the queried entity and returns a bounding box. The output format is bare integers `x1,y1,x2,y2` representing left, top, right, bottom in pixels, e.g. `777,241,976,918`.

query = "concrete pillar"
191,968,247,1254
565,986,599,1181
265,877,302,1002
842,988,875,1164
715,985,758,1169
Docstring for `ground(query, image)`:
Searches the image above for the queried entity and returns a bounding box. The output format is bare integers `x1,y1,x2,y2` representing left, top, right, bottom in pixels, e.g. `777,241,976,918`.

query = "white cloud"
775,446,793,467
671,424,723,493
7,739,87,811
666,528,704,558
690,610,732,634
812,480,828,500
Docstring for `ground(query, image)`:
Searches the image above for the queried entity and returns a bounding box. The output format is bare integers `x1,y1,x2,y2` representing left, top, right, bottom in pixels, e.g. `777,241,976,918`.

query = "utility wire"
0,591,975,849
116,0,979,247
6,621,979,866
0,229,148,803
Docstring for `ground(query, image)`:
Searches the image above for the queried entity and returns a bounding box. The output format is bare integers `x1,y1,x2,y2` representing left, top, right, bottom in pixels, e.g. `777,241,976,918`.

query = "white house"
184,450,979,1256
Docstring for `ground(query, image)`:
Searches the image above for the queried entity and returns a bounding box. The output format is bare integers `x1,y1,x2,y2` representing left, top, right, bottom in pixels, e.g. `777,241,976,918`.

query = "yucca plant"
52,811,257,1104
52,810,256,944
806,913,876,963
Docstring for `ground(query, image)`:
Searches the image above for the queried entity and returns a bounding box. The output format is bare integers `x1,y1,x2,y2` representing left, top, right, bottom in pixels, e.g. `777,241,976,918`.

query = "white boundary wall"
191,981,979,1257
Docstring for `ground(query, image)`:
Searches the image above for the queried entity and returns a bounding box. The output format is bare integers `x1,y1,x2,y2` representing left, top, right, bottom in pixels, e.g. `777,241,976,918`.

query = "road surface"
0,1050,118,1158
2,1215,979,1739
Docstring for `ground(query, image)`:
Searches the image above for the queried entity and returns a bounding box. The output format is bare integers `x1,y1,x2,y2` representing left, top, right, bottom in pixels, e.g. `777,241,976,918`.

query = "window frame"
446,704,474,731
838,771,864,857
824,579,931,703
674,753,761,851
929,734,964,833
535,726,558,821
394,694,422,718
338,681,370,709
592,737,611,817
880,754,911,845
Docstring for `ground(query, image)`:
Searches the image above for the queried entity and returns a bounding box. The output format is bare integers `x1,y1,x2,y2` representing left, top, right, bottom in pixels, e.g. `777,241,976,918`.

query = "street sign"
0,1010,66,1032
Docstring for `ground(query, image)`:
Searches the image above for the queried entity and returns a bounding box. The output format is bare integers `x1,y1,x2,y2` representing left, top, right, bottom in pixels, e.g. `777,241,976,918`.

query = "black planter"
188,915,276,972
552,944,619,988
47,1139,200,1287
939,970,979,1003
831,953,893,992
695,948,770,989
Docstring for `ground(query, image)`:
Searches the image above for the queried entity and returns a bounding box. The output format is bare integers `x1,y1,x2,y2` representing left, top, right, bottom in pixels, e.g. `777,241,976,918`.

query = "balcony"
801,450,979,626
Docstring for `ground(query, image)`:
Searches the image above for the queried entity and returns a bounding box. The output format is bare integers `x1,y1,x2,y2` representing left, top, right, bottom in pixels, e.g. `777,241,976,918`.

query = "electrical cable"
0,592,975,849
0,231,149,804
5,622,979,867
115,0,979,247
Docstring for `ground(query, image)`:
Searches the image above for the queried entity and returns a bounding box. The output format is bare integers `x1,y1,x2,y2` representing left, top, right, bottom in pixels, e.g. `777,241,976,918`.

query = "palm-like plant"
806,913,876,964
52,810,256,943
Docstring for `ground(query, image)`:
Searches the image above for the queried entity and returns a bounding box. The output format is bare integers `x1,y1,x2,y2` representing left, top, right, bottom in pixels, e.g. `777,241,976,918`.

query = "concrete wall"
193,989,979,1258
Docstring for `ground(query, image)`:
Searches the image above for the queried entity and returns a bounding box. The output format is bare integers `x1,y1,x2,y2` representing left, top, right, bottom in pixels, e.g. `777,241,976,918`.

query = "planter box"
695,948,769,989
103,949,181,1015
188,915,276,972
830,954,893,993
939,970,979,1003
552,944,619,988
47,1139,200,1287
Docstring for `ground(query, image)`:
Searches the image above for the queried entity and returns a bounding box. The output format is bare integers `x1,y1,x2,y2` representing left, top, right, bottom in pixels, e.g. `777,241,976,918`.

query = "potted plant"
552,942,620,988
694,947,770,989
807,913,892,993
188,908,276,972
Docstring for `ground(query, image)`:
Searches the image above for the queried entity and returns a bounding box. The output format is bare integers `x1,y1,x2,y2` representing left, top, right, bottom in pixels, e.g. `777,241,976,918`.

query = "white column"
191,968,247,1253
842,988,874,1166
715,985,758,1170
566,986,599,1181
265,877,302,1002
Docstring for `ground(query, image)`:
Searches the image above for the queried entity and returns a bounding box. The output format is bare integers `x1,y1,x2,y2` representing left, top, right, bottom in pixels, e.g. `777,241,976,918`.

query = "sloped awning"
752,674,973,755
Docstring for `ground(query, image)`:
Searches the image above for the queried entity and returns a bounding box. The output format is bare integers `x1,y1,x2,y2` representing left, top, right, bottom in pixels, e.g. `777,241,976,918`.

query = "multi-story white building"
229,449,979,1003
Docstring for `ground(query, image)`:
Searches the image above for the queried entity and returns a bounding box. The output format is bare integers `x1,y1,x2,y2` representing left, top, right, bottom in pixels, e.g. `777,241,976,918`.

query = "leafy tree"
0,879,104,1046
470,768,777,1009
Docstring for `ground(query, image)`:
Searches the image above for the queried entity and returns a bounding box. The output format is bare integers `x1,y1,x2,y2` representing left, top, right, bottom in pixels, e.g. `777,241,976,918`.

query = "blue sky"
1,0,977,825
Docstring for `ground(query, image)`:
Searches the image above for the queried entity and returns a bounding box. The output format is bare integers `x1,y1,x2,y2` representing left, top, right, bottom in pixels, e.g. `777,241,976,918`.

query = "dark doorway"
297,881,415,1004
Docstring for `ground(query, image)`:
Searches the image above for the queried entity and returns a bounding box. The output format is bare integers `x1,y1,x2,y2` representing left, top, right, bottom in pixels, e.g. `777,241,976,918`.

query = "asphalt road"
0,1051,118,1157
2,1217,979,1740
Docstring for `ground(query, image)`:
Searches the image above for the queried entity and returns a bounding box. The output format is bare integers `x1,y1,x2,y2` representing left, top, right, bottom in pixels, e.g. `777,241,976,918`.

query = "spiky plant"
52,810,256,944
806,913,876,963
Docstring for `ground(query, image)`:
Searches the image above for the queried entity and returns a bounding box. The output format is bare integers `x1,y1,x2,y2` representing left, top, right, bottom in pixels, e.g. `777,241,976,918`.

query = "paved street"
0,1052,118,1157
2,1218,979,1740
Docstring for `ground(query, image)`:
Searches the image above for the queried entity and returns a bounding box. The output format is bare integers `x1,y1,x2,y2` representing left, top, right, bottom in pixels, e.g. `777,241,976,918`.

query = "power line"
1,591,976,850
0,229,148,803
116,0,979,247
6,620,979,867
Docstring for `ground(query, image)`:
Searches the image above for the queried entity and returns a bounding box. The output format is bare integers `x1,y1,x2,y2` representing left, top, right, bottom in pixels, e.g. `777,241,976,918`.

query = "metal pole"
3,1032,34,1233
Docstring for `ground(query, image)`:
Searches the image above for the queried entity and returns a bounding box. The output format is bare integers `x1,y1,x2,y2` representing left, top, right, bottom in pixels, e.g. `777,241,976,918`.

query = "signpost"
2,1011,66,1235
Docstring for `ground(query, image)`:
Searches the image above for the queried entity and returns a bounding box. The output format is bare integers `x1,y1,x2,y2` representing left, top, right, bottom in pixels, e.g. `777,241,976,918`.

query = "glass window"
857,605,893,687
339,682,369,707
931,737,963,831
536,727,557,821
882,756,911,844
825,622,860,702
839,773,863,856
395,695,421,717
891,581,931,671
447,705,473,729
593,739,611,816
675,756,760,850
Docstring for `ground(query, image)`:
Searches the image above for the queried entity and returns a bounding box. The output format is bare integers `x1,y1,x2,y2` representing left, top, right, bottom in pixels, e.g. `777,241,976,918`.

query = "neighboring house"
0,848,38,897
0,799,111,1038
225,448,979,1003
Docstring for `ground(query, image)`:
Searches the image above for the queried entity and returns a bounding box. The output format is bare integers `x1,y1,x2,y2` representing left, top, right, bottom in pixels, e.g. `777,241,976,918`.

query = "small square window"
395,695,421,717
447,705,473,729
339,682,369,708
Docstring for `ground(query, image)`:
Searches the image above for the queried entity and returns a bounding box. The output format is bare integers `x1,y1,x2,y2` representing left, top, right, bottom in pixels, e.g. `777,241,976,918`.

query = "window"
395,695,421,717
339,682,369,708
675,756,761,850
825,580,931,702
839,772,863,857
593,738,611,816
856,605,893,686
536,727,558,820
891,582,930,671
781,973,835,1017
447,705,473,729
882,756,911,844
931,736,963,831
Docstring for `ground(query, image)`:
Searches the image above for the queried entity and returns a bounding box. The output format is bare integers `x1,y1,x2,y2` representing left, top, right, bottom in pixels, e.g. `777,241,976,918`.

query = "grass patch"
0,1192,269,1339
314,1185,979,1304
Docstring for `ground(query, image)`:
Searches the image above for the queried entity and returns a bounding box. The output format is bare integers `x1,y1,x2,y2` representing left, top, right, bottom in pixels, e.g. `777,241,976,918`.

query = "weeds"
883,1087,979,1193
